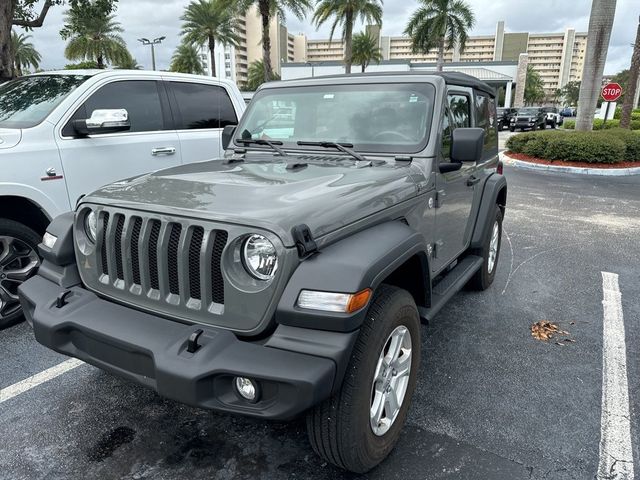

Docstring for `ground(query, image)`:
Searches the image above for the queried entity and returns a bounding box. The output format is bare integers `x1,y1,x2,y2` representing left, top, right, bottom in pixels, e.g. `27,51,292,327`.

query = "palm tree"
620,17,639,129
181,0,240,77
11,31,41,76
524,65,545,106
313,0,383,74
351,31,382,72
231,0,311,81
114,56,143,70
170,42,205,75
575,0,618,131
245,59,280,90
404,0,475,72
63,13,130,69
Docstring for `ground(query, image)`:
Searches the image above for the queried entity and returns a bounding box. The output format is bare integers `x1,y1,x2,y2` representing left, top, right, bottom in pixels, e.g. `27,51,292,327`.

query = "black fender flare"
275,221,430,332
470,174,507,249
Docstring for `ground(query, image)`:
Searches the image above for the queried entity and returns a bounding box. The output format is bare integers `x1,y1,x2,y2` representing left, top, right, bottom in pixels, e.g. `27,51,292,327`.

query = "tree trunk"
259,0,273,82
620,17,640,129
436,36,445,72
576,0,618,131
97,55,105,69
209,36,216,77
344,10,353,74
361,63,366,73
0,0,15,82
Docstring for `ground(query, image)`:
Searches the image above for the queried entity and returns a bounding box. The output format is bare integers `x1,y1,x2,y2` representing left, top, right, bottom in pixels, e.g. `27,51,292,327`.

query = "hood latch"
292,224,318,259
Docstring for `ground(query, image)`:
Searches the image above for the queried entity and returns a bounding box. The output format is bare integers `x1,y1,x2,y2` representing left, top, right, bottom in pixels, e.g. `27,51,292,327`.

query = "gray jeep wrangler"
19,72,506,473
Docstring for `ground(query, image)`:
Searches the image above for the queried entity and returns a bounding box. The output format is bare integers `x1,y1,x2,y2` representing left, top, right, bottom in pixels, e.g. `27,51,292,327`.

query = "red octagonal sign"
602,82,623,102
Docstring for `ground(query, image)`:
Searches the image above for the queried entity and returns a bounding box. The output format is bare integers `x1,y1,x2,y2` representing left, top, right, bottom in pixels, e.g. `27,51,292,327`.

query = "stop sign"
601,83,623,102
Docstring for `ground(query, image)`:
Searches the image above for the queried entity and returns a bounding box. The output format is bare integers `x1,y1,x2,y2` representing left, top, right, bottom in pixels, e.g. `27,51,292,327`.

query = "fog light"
42,232,57,249
235,377,259,402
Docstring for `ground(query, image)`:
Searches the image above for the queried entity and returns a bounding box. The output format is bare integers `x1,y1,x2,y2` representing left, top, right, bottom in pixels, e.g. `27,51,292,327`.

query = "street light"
137,36,165,71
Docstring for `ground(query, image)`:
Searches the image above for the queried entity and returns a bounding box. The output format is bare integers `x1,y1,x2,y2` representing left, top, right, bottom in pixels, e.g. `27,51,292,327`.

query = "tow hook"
187,329,204,353
55,290,72,308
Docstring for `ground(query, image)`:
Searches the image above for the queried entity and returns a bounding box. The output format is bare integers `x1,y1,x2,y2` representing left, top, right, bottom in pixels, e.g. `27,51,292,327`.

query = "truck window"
441,107,452,159
82,80,166,133
447,94,470,128
475,93,497,152
170,82,238,129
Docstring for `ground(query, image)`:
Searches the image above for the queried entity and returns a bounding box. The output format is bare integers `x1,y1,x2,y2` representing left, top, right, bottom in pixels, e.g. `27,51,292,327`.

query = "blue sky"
20,0,638,75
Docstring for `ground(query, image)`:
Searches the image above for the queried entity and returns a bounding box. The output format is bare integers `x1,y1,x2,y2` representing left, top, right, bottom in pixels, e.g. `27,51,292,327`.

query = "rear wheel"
0,219,41,329
306,285,420,473
468,206,503,291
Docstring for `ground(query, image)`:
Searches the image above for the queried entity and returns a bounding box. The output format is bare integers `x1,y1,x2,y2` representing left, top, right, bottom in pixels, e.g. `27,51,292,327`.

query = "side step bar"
418,255,483,323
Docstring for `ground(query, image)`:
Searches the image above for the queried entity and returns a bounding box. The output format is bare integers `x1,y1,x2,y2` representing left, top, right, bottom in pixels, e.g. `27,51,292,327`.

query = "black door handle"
467,175,481,187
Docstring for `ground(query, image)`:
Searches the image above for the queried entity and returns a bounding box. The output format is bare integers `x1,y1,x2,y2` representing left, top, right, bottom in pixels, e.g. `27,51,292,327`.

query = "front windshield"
235,83,436,154
0,75,89,129
518,108,539,115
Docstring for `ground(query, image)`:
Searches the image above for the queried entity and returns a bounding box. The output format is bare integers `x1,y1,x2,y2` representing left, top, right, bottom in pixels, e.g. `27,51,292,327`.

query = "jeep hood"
83,156,421,247
0,128,21,149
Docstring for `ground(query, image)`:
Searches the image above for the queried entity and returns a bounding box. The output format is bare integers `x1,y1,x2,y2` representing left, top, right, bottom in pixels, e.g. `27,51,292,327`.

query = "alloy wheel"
369,325,412,436
487,221,500,274
0,236,40,320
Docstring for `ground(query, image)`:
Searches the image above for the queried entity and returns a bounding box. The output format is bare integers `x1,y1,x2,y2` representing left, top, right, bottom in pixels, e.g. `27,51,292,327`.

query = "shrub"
613,108,640,120
562,118,639,130
506,130,628,163
606,129,640,161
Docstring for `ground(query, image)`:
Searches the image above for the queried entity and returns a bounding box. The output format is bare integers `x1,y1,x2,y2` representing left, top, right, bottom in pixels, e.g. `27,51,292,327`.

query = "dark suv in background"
496,107,517,130
509,107,546,131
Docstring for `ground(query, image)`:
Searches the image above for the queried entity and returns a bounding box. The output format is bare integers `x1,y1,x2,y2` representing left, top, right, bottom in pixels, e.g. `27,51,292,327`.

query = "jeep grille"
96,210,228,309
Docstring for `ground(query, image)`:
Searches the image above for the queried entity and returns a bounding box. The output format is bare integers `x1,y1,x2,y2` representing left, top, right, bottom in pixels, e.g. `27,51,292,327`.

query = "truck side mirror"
222,125,236,151
450,128,484,163
73,109,131,136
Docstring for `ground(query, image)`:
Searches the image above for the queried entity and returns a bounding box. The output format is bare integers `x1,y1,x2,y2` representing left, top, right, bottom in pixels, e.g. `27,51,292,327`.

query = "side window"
475,93,497,151
83,80,165,133
447,94,471,128
170,82,238,130
441,107,452,159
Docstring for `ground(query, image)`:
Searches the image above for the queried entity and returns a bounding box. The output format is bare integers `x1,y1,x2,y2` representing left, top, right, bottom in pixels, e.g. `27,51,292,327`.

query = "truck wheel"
468,206,503,291
306,285,420,473
0,219,41,329
509,127,515,132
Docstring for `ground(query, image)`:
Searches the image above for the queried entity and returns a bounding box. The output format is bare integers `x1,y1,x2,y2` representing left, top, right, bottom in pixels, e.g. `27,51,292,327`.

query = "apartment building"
205,5,306,86
305,21,587,94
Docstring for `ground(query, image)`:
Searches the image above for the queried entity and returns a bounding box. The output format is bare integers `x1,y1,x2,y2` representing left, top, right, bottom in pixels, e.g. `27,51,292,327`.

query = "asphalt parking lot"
2,131,639,480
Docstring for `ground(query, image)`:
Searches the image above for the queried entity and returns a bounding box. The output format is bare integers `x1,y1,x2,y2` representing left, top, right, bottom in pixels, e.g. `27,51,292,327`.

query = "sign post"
601,83,623,125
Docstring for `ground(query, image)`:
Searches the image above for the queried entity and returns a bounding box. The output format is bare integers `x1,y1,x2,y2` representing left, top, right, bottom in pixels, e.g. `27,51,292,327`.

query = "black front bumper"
19,275,352,420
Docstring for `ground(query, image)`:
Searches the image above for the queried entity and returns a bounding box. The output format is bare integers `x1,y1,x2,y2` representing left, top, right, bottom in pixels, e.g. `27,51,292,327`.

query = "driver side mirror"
73,109,131,136
450,127,484,163
222,125,236,150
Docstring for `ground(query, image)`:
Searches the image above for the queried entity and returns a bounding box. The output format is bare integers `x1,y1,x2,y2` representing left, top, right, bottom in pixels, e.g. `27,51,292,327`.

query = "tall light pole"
138,36,165,70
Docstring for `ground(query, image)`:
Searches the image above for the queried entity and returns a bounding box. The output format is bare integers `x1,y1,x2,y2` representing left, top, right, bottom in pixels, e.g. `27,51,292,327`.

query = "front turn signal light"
297,288,372,313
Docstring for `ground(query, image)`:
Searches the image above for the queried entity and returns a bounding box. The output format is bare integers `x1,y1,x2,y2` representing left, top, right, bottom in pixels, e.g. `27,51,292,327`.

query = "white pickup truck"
0,70,246,327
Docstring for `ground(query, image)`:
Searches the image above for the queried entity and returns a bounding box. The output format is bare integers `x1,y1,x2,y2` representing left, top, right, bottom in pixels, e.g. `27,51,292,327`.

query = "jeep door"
432,88,497,273
55,79,182,206
165,80,240,162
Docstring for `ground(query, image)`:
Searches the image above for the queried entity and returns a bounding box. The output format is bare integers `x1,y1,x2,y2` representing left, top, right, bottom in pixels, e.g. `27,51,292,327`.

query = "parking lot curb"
500,152,640,176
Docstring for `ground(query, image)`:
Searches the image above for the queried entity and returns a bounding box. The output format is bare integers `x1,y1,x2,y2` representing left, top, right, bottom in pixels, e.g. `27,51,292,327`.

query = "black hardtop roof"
266,71,496,97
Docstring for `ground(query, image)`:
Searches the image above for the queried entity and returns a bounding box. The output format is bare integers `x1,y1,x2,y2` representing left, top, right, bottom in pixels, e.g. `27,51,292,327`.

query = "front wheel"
0,219,42,329
509,127,515,132
468,206,503,291
306,285,420,473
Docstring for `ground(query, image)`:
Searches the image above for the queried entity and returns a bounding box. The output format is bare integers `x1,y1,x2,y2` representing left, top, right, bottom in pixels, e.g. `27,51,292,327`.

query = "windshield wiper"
236,138,286,156
296,141,368,162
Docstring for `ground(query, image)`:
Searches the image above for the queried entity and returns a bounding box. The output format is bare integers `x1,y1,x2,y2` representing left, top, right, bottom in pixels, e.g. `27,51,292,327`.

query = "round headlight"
84,210,97,243
242,234,278,280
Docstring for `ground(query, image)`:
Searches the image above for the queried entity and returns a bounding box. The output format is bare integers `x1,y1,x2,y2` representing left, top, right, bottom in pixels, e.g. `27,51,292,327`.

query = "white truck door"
55,79,182,206
165,80,240,163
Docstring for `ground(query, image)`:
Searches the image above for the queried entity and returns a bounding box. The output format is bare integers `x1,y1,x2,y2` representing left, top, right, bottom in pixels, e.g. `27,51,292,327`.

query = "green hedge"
563,118,640,130
613,108,640,120
506,129,639,163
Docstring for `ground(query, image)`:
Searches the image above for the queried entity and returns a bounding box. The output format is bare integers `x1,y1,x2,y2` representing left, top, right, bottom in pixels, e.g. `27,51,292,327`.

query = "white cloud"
20,0,638,74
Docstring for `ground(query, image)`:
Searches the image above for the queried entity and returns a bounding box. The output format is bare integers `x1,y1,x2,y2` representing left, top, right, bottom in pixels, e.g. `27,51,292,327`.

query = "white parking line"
0,358,84,404
598,272,635,479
